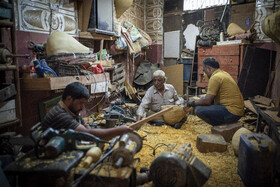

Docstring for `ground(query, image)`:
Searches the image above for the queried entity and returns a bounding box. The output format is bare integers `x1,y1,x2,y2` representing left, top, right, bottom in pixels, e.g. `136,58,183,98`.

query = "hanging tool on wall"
0,44,29,64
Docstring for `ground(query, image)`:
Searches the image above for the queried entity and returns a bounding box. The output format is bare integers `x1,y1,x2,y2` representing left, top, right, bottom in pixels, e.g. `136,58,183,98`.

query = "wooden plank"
112,71,124,81
79,32,115,41
77,0,92,32
99,39,104,60
238,46,276,99
92,60,114,67
230,3,256,32
264,110,280,122
162,64,184,95
189,36,198,86
265,71,275,97
253,95,272,106
21,73,110,91
198,45,240,56
244,100,257,114
0,64,17,70
129,106,174,129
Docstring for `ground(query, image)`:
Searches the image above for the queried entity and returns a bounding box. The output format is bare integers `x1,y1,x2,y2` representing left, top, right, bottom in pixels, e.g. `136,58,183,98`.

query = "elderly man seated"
136,70,186,129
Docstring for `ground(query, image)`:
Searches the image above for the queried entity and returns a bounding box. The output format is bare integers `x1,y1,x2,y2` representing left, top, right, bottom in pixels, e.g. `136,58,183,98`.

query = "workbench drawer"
198,45,240,56
197,44,244,88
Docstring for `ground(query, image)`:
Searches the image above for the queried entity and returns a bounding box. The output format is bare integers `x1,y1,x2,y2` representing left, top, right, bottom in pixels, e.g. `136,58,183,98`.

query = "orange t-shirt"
207,69,244,116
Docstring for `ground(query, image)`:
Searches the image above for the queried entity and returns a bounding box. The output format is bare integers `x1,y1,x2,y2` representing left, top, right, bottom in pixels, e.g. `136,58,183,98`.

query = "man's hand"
186,100,195,107
116,125,133,133
84,123,92,129
183,100,195,113
183,105,191,113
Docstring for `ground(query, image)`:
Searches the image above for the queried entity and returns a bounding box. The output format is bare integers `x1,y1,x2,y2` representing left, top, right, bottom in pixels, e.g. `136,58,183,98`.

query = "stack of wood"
244,95,280,122
112,63,125,89
124,81,141,104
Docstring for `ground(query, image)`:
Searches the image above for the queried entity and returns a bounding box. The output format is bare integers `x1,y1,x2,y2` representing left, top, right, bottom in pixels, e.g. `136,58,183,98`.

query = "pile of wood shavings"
135,115,244,187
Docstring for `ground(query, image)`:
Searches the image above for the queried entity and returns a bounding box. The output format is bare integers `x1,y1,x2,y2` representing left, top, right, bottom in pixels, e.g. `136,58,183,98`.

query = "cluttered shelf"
79,32,116,41
20,73,110,91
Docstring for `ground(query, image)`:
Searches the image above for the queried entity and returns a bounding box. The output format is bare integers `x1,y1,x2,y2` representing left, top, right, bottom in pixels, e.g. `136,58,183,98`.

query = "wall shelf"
21,73,110,91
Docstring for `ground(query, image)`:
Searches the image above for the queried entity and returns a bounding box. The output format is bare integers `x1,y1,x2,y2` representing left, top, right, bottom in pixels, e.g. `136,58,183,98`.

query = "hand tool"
30,123,108,158
112,131,142,168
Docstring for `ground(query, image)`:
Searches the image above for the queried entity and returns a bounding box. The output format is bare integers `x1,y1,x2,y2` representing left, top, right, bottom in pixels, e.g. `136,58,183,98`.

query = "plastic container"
238,133,276,187
182,57,193,81
29,54,38,78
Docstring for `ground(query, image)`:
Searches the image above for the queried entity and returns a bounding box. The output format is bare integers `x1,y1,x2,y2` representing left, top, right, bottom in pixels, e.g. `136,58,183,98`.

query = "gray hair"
153,70,167,81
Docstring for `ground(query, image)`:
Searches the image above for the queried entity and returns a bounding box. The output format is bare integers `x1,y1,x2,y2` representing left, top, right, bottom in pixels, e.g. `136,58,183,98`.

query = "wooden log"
129,106,174,129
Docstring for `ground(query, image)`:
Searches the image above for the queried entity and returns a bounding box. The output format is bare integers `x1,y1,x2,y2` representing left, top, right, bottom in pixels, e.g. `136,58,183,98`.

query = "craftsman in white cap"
136,70,186,129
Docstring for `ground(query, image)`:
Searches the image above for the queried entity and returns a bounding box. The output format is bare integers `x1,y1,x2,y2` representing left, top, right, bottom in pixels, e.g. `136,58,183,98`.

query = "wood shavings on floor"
135,115,245,187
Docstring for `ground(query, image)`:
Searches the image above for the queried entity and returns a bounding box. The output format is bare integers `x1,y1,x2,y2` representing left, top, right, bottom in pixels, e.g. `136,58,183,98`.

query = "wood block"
196,134,227,153
244,100,257,114
232,127,253,156
211,122,243,142
253,95,272,106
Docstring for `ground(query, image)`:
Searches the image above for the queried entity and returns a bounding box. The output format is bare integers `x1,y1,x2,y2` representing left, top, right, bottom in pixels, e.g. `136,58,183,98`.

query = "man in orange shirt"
183,57,244,126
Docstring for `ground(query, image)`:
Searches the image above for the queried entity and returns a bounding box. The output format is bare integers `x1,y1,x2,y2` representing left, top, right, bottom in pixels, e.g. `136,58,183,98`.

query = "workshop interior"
0,0,280,186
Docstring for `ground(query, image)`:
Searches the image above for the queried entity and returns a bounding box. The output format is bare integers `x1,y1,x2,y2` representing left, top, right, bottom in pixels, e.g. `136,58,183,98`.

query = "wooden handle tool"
129,106,174,129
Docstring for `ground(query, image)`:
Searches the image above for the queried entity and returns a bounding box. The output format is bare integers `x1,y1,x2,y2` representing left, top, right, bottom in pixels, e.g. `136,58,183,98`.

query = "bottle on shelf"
29,54,38,78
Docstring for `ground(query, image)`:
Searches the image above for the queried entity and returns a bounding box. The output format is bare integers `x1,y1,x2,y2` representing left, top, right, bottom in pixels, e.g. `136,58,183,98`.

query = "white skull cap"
153,70,165,77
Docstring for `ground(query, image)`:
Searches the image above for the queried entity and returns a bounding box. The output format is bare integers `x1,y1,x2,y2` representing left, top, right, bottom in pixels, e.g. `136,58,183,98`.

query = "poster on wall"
164,30,180,58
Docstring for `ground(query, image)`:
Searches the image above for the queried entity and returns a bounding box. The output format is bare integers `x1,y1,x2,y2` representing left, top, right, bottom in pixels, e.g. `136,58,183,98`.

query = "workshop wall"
163,0,183,66
117,0,164,64
145,0,164,64
164,1,280,99
3,0,156,135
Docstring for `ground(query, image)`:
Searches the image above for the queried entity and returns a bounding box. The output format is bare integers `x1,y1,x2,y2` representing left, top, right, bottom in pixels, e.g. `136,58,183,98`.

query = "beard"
68,103,80,115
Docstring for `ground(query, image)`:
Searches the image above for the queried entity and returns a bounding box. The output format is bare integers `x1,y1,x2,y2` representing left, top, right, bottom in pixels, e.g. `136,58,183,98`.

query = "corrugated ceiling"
184,0,228,11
